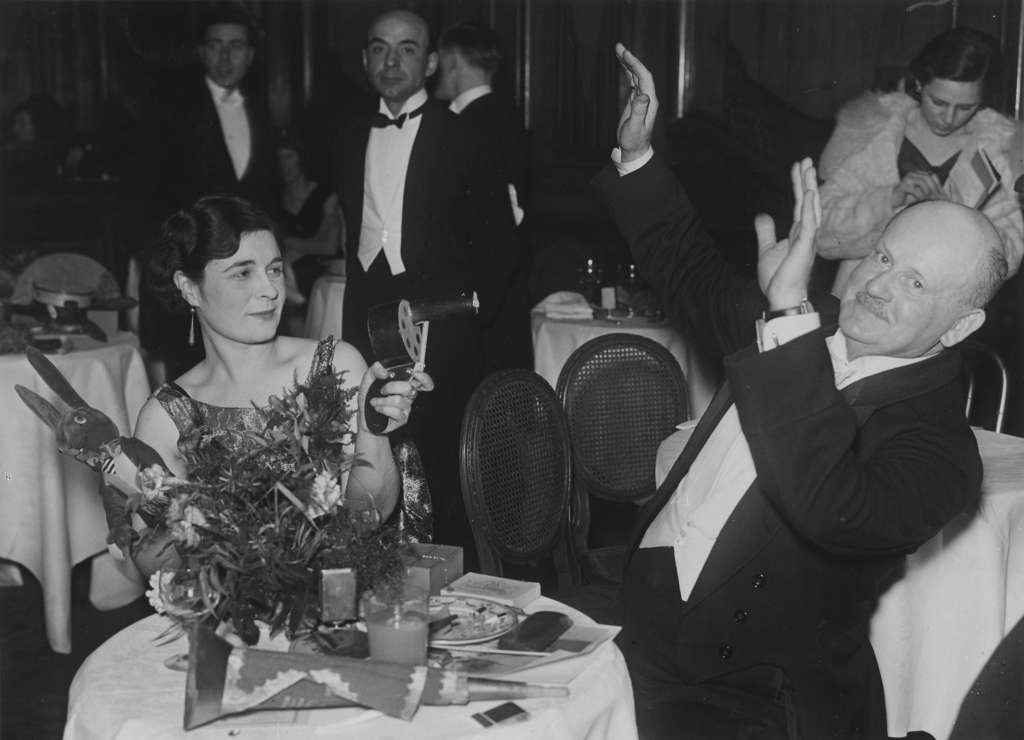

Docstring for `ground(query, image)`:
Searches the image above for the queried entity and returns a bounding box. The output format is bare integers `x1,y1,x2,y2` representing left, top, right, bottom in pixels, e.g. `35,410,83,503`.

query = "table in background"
304,274,347,341
531,310,717,417
0,334,150,653
64,597,638,740
655,426,1024,740
870,429,1024,740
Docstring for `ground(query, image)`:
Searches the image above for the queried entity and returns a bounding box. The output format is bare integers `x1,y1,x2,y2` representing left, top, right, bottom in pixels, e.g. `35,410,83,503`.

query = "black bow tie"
371,103,426,129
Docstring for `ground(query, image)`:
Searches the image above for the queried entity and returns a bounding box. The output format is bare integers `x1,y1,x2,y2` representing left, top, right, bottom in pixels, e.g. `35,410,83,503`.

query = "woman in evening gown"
134,194,430,519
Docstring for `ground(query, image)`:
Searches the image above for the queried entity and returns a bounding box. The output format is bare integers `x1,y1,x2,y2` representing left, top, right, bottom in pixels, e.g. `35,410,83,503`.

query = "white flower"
136,464,180,502
308,470,342,518
170,505,207,548
146,570,173,614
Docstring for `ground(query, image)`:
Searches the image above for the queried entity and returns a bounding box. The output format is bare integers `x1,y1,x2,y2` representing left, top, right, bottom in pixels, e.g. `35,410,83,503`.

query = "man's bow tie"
371,103,426,129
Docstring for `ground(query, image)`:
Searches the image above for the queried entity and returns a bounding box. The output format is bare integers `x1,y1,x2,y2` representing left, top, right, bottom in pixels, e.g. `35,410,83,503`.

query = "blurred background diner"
1,1,1023,739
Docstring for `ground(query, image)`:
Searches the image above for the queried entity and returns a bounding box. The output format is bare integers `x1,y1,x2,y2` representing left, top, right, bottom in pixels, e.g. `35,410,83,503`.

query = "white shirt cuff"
611,146,654,176
755,313,820,352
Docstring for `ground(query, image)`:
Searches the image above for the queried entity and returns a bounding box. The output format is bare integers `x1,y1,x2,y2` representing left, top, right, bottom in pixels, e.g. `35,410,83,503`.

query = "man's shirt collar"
205,76,243,106
378,89,429,119
826,329,928,389
449,84,492,114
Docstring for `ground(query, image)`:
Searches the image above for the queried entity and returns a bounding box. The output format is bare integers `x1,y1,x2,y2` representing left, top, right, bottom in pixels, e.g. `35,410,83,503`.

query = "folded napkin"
536,291,594,320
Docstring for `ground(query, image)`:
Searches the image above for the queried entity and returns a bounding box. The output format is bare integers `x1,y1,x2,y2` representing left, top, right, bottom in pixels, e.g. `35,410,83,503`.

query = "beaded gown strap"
153,382,202,437
307,336,337,382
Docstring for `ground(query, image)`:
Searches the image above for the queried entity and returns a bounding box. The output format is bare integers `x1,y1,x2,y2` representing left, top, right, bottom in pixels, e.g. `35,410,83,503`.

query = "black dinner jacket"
458,91,530,204
595,155,982,740
149,74,275,214
332,98,519,359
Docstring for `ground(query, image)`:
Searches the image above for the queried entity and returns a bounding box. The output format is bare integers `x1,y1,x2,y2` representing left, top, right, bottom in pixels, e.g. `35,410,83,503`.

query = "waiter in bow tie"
332,9,519,553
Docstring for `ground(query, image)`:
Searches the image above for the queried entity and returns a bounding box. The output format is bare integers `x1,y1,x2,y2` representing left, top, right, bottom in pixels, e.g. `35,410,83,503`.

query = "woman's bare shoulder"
274,335,320,363
330,339,368,373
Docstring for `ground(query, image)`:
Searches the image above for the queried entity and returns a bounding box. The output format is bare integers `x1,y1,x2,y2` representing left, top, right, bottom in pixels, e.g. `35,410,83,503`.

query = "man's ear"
426,51,439,78
174,271,199,309
940,307,986,348
362,49,368,73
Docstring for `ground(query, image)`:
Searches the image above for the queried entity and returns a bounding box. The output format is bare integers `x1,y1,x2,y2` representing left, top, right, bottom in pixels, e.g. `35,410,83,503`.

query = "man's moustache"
856,292,887,319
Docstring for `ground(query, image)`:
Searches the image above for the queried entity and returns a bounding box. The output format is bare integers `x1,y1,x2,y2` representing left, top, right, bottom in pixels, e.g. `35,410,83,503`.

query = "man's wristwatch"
762,299,814,321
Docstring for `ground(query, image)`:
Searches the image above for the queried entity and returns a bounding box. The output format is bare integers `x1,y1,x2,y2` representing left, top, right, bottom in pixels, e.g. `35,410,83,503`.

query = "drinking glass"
362,584,429,665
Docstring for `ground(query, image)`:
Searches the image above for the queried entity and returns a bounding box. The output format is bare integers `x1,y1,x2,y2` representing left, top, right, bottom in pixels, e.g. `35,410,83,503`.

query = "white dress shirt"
358,89,429,275
205,77,251,180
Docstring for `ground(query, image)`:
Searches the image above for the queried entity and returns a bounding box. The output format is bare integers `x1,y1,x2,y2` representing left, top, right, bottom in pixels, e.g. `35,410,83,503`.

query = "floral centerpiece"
144,369,405,645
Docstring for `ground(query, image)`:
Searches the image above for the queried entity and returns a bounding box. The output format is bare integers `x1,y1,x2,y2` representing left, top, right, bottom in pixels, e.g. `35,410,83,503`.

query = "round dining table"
0,334,151,653
63,597,638,740
531,310,718,417
869,428,1024,740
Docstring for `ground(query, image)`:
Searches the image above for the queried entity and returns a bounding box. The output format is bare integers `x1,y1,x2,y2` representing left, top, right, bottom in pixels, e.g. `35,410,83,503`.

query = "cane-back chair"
459,369,577,590
556,333,689,583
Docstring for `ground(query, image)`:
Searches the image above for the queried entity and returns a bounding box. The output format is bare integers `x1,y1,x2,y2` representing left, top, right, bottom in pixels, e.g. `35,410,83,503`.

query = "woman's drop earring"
188,307,196,347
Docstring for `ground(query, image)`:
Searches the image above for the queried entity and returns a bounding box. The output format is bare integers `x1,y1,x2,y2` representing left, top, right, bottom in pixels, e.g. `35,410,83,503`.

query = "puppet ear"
15,385,63,430
24,346,89,409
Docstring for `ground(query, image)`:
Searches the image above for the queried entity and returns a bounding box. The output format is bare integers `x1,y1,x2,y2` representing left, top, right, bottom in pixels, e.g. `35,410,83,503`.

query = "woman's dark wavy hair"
146,194,276,314
906,27,1003,108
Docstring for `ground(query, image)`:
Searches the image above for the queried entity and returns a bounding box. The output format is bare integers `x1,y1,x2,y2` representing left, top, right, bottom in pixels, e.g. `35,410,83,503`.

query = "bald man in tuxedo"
332,10,518,551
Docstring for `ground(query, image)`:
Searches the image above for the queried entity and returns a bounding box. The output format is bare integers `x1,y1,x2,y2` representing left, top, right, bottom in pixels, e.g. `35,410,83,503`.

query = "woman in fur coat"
817,27,1023,295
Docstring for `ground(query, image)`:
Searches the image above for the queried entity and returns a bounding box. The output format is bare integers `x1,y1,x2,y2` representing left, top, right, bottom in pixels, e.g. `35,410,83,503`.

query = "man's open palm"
615,43,659,161
756,159,821,308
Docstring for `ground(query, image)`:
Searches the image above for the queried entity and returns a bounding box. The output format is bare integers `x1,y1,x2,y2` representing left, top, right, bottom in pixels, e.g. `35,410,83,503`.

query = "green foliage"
150,370,404,645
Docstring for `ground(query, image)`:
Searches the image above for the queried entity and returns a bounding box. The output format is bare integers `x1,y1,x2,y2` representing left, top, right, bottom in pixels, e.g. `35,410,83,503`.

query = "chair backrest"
12,252,119,304
459,369,577,587
556,333,689,504
962,340,1009,433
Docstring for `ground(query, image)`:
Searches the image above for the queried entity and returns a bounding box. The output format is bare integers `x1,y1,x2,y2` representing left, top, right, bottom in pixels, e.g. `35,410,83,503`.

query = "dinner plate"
428,596,520,646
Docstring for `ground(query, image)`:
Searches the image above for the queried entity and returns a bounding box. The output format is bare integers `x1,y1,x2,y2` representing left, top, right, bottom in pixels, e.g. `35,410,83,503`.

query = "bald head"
893,201,1006,307
364,10,437,114
368,10,430,44
838,200,1006,359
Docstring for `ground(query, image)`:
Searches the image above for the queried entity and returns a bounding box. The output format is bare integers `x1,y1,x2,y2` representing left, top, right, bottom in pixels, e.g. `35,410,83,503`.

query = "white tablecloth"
63,597,638,740
654,425,1024,740
870,428,1024,740
0,334,151,653
531,310,717,417
304,274,347,341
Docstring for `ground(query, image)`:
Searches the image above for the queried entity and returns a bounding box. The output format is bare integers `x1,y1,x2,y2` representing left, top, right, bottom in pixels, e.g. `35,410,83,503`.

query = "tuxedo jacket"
594,155,982,739
149,74,275,214
332,98,519,366
458,92,530,204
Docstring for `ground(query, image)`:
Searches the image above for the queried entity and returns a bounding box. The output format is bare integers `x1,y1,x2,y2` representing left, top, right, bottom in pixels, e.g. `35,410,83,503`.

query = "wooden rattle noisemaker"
363,292,479,433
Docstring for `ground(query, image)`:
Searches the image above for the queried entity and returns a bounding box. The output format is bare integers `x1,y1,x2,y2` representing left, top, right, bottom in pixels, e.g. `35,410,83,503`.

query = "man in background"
435,20,530,223
435,20,531,372
333,9,518,551
138,1,275,382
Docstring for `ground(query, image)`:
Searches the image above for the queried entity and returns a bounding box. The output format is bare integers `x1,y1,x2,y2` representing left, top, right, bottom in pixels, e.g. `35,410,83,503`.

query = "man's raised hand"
755,158,821,309
615,43,658,162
